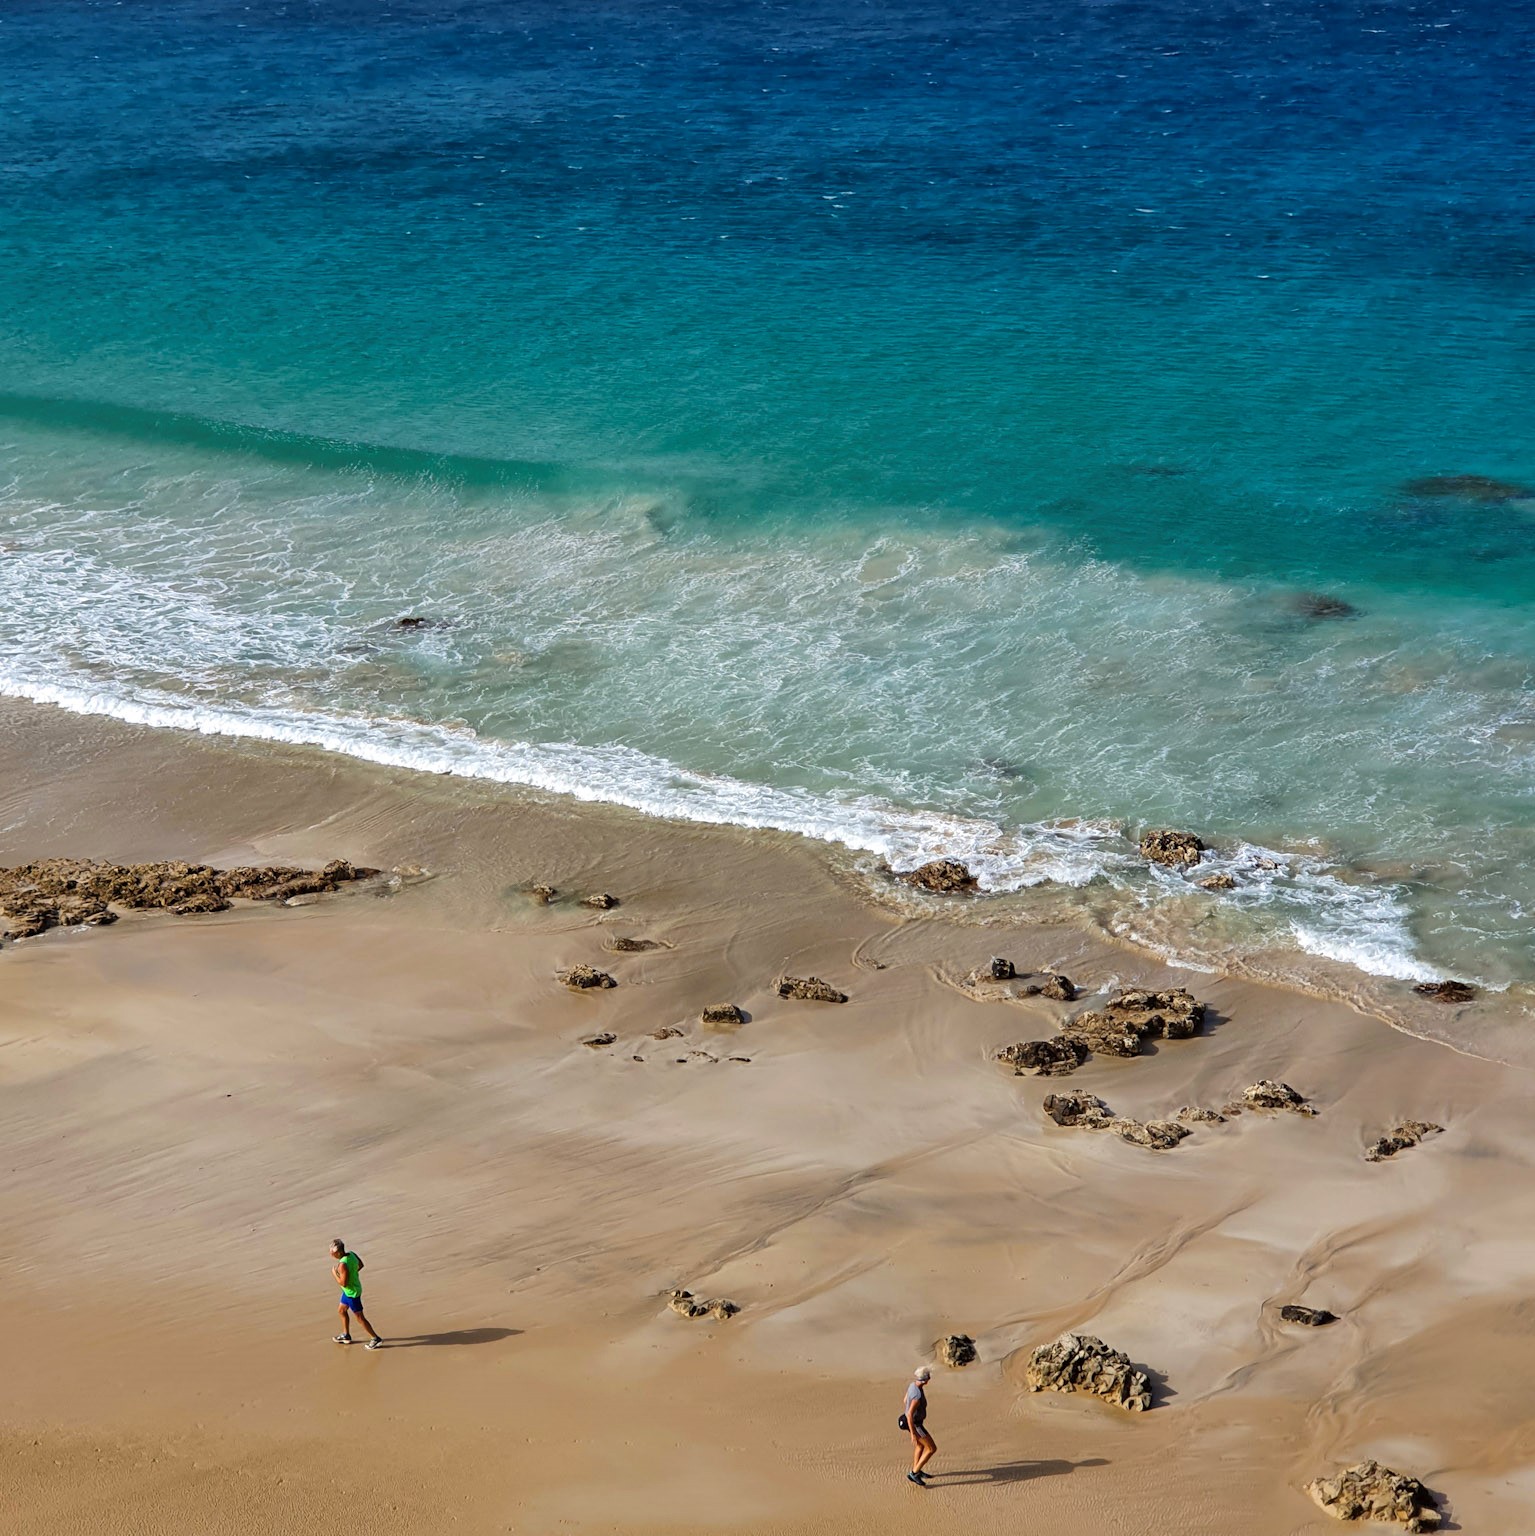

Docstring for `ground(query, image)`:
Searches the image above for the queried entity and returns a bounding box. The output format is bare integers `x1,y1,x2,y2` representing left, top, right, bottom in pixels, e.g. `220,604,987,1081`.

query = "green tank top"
340,1252,362,1298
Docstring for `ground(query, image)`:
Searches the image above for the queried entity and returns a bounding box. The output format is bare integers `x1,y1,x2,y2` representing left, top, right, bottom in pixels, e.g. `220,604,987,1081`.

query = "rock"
1403,473,1529,503
666,1288,738,1321
1243,1080,1317,1115
997,1036,1089,1077
776,975,847,1004
1042,1091,1114,1129
1307,1460,1440,1532
1292,592,1360,620
1412,979,1477,1004
651,1026,684,1040
1176,1105,1226,1124
1364,1120,1443,1162
608,937,664,952
1111,1118,1190,1150
581,1032,617,1049
530,883,558,904
701,1003,745,1027
1026,1332,1153,1412
937,1334,977,1367
557,964,617,990
987,956,1016,981
1102,987,1206,1039
1139,829,1206,867
1039,972,1077,1001
0,857,375,939
1198,873,1236,891
393,614,450,630
582,892,620,909
284,894,322,907
899,859,978,894
1279,1304,1337,1326
1059,1012,1153,1059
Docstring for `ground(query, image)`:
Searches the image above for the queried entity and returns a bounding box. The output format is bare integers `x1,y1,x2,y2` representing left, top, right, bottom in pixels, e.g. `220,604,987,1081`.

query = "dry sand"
2,697,1534,1534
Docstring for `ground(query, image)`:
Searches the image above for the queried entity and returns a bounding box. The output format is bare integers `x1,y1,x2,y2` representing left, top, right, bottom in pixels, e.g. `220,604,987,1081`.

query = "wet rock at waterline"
1413,979,1477,1004
1025,1333,1153,1412
898,859,978,894
1139,829,1205,867
557,964,617,990
776,975,847,1003
1198,872,1236,891
582,892,620,909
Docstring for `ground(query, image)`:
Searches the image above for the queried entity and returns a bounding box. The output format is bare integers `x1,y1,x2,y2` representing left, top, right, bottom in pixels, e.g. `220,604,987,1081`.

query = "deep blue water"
0,0,1532,989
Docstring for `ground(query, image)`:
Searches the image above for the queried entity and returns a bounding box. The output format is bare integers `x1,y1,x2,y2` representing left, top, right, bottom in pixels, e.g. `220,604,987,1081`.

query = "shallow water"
0,0,1531,990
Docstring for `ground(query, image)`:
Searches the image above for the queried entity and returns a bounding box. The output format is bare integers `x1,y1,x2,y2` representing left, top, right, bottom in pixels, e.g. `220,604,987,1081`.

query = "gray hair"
913,1365,932,1382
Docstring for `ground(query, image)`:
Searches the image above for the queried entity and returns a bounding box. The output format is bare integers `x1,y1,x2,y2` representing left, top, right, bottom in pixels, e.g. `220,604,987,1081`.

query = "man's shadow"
385,1327,522,1348
928,1457,1108,1487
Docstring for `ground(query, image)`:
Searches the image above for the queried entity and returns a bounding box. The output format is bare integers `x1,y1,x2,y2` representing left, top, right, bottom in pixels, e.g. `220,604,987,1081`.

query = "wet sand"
2,698,1533,1534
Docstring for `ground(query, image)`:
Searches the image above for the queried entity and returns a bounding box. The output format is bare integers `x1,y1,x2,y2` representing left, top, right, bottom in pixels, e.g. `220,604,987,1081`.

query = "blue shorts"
340,1292,364,1312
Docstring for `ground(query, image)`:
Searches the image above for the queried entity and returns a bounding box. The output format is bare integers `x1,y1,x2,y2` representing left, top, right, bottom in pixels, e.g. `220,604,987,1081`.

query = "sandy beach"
2,696,1534,1534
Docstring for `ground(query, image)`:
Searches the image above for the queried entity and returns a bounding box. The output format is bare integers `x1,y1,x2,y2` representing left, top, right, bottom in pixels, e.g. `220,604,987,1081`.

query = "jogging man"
330,1238,385,1349
904,1365,937,1483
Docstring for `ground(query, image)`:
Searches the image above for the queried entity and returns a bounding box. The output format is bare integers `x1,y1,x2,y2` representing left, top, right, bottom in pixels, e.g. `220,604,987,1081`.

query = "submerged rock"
900,859,978,894
701,1003,746,1027
608,936,664,952
1198,872,1236,891
1364,1120,1443,1162
666,1288,739,1321
1412,979,1477,1004
1243,1080,1317,1115
1292,592,1360,620
557,964,617,990
1279,1304,1338,1327
1307,1460,1440,1531
776,975,847,1004
582,892,620,909
1402,473,1529,503
392,614,451,630
1139,829,1205,867
937,1334,978,1367
0,858,375,941
529,883,558,904
1026,1332,1153,1411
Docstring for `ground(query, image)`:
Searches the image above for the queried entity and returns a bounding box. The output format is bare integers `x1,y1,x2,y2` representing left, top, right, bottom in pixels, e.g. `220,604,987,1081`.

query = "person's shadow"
384,1327,522,1348
927,1457,1108,1486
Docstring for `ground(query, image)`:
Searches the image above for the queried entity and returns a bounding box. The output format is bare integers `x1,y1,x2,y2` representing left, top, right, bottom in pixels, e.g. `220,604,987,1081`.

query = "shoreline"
0,684,1521,1058
5,694,1535,1533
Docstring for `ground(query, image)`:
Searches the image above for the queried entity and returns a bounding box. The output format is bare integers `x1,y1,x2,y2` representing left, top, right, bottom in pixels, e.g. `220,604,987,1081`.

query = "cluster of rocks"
666,1288,739,1321
1307,1460,1441,1532
530,884,622,909
1026,1332,1152,1411
997,987,1203,1077
1041,1091,1190,1151
936,1334,977,1367
0,857,375,940
776,975,847,1003
957,955,1077,1004
1364,1120,1443,1162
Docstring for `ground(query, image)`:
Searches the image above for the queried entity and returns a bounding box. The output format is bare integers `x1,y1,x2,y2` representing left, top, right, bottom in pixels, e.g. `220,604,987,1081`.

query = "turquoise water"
1,0,1531,988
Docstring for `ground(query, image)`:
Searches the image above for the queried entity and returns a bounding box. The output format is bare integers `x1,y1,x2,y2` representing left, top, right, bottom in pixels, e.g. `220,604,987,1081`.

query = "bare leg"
914,1431,937,1475
336,1301,353,1339
354,1306,382,1342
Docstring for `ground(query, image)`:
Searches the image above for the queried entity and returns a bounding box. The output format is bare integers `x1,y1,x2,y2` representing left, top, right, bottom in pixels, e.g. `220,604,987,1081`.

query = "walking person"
902,1365,937,1484
330,1238,385,1349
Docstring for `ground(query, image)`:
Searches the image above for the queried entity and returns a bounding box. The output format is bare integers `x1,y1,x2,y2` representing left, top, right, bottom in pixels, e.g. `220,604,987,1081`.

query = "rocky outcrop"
900,859,978,894
557,964,617,990
1279,1304,1337,1326
1364,1120,1443,1162
1412,980,1477,1004
776,975,847,1003
701,1003,745,1027
1402,473,1529,503
666,1288,739,1321
1242,1080,1317,1115
1139,829,1205,867
937,1334,977,1367
582,892,620,909
0,858,376,941
1307,1460,1440,1531
997,1036,1089,1077
1026,1333,1153,1411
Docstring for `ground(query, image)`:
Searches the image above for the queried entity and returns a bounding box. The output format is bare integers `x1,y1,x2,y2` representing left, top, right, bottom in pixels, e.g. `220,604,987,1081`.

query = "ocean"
1,0,1531,994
